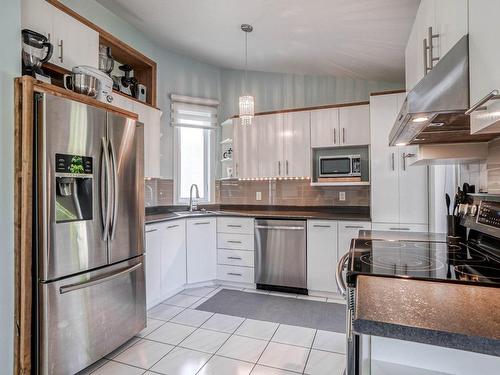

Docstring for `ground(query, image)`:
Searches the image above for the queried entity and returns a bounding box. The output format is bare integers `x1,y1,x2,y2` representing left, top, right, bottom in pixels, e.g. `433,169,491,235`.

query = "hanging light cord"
244,30,248,93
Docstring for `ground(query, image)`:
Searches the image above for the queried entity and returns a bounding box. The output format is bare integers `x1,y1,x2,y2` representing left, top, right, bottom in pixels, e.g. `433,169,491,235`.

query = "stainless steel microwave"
318,155,361,177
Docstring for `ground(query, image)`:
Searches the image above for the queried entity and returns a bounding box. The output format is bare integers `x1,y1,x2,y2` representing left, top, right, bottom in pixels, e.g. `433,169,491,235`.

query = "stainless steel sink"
173,210,216,217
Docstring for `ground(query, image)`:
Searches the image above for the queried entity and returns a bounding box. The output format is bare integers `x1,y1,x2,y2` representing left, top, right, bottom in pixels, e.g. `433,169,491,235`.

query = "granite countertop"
353,275,500,357
145,206,371,224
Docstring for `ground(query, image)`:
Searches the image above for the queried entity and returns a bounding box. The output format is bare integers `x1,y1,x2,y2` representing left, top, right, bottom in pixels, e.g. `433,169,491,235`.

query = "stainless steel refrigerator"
34,93,146,375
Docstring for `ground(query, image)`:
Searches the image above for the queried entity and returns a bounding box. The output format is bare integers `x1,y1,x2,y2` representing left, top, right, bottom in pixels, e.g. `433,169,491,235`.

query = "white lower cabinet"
145,219,186,309
216,217,255,284
145,224,163,309
187,218,217,284
307,220,371,294
371,222,429,233
307,220,338,293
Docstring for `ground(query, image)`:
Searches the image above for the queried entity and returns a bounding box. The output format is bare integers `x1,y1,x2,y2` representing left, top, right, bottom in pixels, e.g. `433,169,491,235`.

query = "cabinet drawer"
218,233,254,250
338,221,371,232
218,249,254,267
217,217,254,234
217,265,254,283
371,222,428,232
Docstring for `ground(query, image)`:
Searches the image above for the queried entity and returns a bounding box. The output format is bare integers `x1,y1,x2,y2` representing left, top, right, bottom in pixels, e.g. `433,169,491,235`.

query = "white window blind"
170,94,219,129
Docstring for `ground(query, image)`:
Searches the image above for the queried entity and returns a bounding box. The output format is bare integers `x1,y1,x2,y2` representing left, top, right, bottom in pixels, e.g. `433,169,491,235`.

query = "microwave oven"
318,155,361,177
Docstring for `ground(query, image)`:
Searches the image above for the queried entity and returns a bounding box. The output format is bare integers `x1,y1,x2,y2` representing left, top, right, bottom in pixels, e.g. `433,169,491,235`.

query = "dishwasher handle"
255,225,305,231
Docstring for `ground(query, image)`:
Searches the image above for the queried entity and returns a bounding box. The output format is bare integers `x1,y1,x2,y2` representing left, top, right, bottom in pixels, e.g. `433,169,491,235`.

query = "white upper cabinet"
283,111,311,177
370,93,428,228
234,119,259,179
405,0,467,92
22,0,99,70
468,0,500,134
134,101,162,178
311,108,339,147
339,105,370,146
311,105,368,148
257,114,284,178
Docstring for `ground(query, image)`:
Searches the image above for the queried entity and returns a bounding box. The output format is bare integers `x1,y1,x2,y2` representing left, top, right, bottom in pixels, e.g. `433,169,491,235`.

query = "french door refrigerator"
34,93,146,375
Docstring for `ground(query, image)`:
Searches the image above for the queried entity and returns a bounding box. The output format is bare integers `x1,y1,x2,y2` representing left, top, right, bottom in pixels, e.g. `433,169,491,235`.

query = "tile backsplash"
145,178,174,207
215,179,370,207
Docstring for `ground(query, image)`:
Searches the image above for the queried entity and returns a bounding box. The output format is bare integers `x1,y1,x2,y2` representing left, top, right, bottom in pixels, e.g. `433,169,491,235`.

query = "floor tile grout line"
193,316,249,375
301,330,318,374
249,321,281,374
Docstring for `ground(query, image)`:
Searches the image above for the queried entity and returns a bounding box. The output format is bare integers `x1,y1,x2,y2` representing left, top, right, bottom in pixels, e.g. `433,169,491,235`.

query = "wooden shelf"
310,181,371,187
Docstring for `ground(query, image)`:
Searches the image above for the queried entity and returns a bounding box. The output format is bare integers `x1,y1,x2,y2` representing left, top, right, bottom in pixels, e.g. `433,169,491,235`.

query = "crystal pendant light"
239,24,254,125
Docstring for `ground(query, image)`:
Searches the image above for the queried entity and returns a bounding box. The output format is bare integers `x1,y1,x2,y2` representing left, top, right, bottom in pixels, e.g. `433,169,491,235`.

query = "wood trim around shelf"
370,88,406,96
230,100,370,119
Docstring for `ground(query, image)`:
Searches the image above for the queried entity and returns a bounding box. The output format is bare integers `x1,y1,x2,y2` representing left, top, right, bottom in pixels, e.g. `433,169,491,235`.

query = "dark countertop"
145,205,371,224
353,275,500,357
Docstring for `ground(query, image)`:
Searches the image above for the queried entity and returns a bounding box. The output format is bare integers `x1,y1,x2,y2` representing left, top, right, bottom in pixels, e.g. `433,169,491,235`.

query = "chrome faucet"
189,184,200,212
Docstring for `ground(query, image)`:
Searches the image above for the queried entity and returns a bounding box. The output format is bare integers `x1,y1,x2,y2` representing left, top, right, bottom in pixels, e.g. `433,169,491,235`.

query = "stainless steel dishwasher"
255,219,307,293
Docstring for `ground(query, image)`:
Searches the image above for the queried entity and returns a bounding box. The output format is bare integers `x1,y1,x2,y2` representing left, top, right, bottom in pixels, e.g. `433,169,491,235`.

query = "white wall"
0,0,21,372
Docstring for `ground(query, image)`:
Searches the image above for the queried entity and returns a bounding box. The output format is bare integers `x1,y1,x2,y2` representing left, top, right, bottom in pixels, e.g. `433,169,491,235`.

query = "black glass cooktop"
346,239,500,287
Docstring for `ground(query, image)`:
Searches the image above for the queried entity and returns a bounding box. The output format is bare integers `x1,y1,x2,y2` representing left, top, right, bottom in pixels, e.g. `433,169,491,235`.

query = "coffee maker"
22,29,53,83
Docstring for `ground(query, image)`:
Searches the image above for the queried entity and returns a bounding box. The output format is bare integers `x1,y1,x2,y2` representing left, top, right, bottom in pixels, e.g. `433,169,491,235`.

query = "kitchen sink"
173,210,217,217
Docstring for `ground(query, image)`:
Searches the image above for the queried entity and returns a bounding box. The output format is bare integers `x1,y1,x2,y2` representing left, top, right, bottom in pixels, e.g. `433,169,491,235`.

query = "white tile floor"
80,285,346,375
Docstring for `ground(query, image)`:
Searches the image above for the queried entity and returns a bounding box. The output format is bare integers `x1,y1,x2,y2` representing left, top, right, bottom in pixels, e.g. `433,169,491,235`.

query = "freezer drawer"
39,256,146,375
255,219,307,289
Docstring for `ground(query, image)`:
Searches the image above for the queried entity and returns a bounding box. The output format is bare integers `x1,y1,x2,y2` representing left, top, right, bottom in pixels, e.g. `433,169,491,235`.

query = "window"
171,94,218,204
177,127,210,202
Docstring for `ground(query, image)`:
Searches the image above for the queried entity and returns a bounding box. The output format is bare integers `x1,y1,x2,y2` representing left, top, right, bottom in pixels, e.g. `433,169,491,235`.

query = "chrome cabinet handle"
402,152,415,171
278,161,281,176
336,252,350,297
100,137,112,241
227,272,242,276
235,163,239,177
227,224,242,228
145,229,157,233
423,38,429,74
465,90,500,115
58,39,64,63
313,224,331,228
194,221,211,225
428,26,440,69
286,160,289,176
390,227,410,231
60,263,142,294
227,240,242,244
344,225,364,229
333,128,336,144
167,224,179,229
227,256,242,260
391,152,395,171
255,225,305,230
342,127,346,143
109,139,118,240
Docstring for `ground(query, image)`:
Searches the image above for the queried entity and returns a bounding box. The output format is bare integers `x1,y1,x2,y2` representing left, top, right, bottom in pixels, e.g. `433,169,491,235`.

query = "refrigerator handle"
109,139,119,240
100,137,112,240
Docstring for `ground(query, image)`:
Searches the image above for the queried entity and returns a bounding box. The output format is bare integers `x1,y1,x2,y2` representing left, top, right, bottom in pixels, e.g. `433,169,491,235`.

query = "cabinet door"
434,0,467,60
112,93,134,112
145,224,163,309
236,120,259,178
51,7,99,70
307,220,338,293
311,108,339,147
21,0,54,40
186,218,216,284
257,114,284,178
339,105,370,146
162,220,186,298
370,94,403,223
232,118,241,178
337,221,371,259
283,111,311,177
136,103,161,178
469,0,500,134
371,223,429,233
399,145,428,225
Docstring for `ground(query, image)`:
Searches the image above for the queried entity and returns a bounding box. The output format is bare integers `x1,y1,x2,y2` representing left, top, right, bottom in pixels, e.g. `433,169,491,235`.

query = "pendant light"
239,24,254,126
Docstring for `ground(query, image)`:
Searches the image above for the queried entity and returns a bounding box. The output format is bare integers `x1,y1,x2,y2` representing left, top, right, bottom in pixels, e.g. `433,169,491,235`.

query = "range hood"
389,35,500,146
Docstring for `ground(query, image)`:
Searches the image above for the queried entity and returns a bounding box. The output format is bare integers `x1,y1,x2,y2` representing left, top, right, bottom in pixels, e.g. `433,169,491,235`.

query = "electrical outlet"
339,191,346,201
256,191,262,201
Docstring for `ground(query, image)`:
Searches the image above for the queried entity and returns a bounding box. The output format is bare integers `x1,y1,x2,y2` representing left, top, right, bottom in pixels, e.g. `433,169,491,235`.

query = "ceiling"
97,0,420,83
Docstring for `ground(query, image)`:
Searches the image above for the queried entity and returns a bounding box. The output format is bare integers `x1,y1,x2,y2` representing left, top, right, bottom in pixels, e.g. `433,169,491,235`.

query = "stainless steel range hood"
389,35,471,146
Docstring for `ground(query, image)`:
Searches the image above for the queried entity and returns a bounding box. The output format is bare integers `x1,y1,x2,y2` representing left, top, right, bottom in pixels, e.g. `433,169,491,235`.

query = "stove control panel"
477,201,500,228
